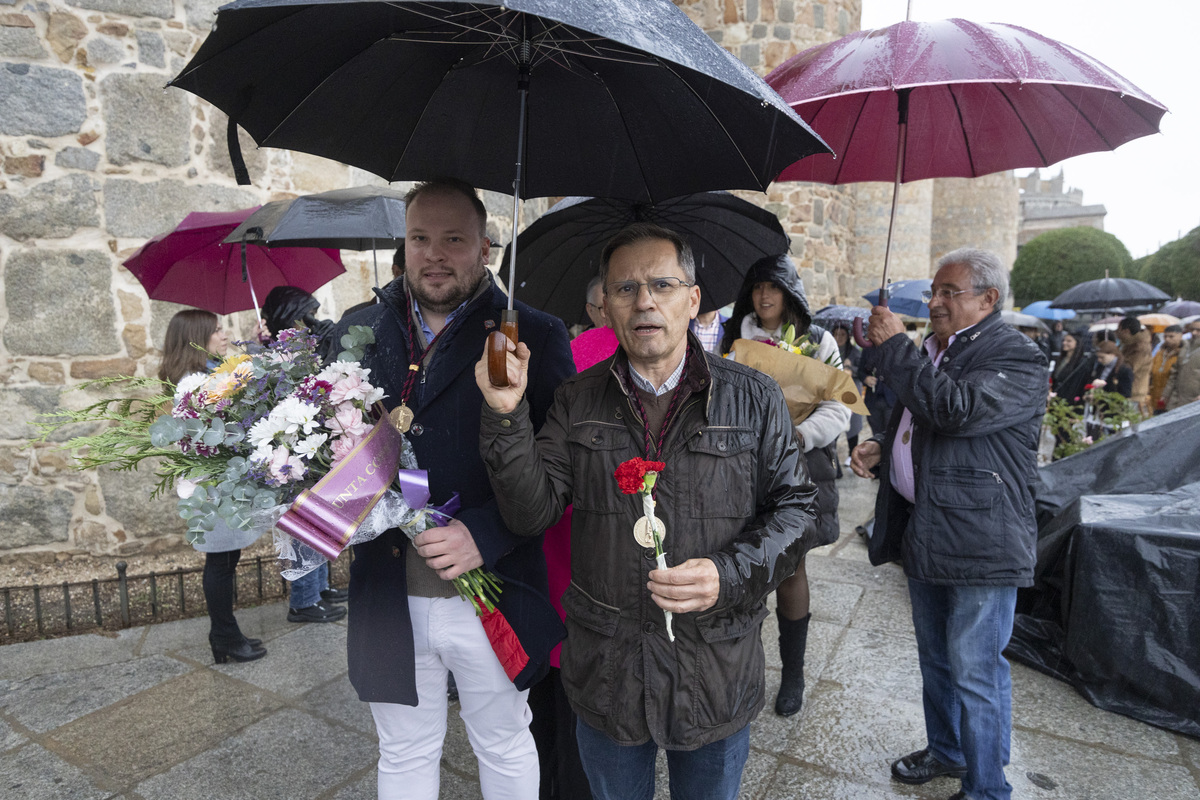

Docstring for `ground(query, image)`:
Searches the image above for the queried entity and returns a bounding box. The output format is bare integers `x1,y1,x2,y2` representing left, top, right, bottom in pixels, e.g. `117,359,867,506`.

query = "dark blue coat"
331,275,575,704
868,310,1049,587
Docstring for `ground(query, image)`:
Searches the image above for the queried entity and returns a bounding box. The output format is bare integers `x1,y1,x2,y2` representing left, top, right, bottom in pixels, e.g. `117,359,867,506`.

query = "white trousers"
370,595,538,800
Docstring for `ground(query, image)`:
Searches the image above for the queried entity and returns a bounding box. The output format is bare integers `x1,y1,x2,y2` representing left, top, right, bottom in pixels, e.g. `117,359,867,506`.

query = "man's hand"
413,520,484,581
867,305,905,346
474,337,531,414
648,558,720,614
864,375,878,388
850,440,881,479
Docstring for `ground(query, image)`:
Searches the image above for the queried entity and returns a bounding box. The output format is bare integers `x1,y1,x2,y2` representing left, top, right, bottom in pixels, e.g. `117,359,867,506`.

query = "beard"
408,262,487,315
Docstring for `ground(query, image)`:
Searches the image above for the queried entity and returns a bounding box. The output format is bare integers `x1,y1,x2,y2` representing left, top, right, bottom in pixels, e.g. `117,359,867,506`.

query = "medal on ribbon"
614,457,673,642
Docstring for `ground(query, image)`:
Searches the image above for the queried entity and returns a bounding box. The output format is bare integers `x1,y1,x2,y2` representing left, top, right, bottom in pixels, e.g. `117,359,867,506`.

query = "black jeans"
529,667,593,800
203,549,244,646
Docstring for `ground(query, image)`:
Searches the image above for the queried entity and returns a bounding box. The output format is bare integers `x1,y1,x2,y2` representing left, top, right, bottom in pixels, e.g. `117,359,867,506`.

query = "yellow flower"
212,353,250,375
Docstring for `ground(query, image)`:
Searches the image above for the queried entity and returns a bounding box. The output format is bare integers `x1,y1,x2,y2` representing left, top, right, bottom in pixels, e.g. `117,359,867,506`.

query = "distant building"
1018,169,1106,250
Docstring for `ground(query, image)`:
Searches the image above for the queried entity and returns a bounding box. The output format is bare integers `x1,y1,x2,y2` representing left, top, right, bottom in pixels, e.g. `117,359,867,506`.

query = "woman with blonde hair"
160,308,266,663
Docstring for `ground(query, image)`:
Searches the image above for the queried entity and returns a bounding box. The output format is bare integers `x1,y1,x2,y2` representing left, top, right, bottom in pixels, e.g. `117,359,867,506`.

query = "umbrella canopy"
506,192,789,324
122,209,344,316
1161,300,1200,318
768,18,1167,186
766,17,1166,347
1138,313,1181,333
223,186,406,250
1050,278,1170,311
1020,300,1076,321
168,0,830,204
812,304,871,328
1002,310,1050,334
864,279,931,318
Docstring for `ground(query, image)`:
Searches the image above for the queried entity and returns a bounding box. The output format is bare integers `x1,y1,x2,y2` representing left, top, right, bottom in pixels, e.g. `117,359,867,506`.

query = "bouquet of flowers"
615,457,673,642
757,323,825,360
37,326,502,614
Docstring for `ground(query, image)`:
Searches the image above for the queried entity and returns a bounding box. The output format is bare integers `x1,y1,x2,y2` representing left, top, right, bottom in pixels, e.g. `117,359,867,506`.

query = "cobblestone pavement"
3,471,1198,799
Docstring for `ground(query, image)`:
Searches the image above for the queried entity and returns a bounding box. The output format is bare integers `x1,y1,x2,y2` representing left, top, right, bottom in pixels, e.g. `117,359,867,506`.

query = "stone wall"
0,2,530,561
0,0,1020,562
931,172,1021,303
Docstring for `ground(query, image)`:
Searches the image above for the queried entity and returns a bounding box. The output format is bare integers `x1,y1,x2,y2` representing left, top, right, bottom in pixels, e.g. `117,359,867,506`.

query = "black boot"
775,610,811,716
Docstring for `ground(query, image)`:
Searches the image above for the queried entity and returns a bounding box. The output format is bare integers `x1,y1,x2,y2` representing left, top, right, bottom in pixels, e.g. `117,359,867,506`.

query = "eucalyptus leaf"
148,415,186,447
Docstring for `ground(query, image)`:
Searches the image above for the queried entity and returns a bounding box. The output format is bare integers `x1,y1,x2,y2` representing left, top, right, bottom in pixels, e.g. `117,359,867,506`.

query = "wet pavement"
2,470,1199,799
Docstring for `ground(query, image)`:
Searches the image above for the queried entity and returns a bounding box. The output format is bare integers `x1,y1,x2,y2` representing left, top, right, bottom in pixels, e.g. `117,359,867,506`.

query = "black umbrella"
812,304,870,328
506,192,788,325
223,186,407,285
168,0,830,383
1049,277,1170,311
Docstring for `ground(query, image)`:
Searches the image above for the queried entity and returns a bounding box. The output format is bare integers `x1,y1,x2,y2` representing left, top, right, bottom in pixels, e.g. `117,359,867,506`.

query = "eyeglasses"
605,277,693,306
921,288,977,304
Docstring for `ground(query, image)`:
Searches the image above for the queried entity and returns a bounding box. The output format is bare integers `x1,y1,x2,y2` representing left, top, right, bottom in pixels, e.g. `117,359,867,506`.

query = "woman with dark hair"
1051,329,1095,404
1091,339,1134,397
160,309,266,664
259,286,348,624
831,323,863,475
722,254,849,718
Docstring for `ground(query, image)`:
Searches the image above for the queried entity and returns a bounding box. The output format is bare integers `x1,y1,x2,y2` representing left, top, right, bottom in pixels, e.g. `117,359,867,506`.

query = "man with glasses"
850,248,1048,800
475,222,817,800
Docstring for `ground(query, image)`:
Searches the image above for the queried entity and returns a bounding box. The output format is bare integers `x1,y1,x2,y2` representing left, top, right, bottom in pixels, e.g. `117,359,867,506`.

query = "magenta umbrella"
766,18,1167,343
122,208,344,317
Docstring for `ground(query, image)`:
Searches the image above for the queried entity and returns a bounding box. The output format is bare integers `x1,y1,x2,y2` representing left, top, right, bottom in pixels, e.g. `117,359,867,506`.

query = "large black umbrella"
506,192,789,325
170,0,829,384
1050,277,1170,311
223,186,407,285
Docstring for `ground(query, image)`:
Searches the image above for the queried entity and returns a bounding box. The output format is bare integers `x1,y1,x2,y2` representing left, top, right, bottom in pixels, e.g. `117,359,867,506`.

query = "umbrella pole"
372,240,379,288
488,46,531,388
240,236,263,323
856,89,909,348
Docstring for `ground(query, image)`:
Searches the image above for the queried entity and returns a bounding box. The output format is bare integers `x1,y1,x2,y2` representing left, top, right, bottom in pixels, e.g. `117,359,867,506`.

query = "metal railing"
0,554,351,644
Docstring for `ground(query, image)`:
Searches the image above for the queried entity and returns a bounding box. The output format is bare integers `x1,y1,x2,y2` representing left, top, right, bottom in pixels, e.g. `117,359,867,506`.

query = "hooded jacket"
721,254,850,545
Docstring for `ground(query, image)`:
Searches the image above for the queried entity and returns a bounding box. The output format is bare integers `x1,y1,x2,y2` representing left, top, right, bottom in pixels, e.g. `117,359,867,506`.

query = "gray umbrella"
1001,310,1050,334
224,186,406,285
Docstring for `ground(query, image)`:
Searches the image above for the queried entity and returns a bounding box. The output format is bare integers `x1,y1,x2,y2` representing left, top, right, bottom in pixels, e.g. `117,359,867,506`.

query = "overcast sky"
860,0,1199,258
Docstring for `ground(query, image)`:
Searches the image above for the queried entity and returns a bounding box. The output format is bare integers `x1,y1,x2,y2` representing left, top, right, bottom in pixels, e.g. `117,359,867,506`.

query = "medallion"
902,430,911,445
634,515,666,549
389,404,414,434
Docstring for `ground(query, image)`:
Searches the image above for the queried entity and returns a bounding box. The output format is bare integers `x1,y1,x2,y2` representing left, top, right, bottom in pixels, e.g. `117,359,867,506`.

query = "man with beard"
851,249,1047,800
329,178,575,799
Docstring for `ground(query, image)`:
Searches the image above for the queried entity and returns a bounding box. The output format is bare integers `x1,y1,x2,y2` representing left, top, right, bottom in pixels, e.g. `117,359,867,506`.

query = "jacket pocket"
568,422,634,514
923,467,1007,560
687,428,756,518
690,604,768,728
559,581,620,717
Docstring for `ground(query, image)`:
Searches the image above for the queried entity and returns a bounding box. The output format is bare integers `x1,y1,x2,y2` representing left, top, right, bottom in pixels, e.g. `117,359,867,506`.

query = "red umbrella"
766,18,1167,342
122,208,344,317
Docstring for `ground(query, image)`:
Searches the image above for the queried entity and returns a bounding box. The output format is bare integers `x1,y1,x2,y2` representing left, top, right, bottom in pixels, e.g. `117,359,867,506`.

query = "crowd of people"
155,179,1200,800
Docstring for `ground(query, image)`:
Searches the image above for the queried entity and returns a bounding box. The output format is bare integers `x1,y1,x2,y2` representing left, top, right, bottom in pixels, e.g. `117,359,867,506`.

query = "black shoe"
287,600,347,623
212,640,267,664
245,637,263,648
947,793,970,800
774,610,810,716
890,748,967,785
321,587,349,604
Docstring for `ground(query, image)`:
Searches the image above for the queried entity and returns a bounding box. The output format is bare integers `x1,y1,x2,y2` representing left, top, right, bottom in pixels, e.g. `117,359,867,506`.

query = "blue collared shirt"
628,353,686,396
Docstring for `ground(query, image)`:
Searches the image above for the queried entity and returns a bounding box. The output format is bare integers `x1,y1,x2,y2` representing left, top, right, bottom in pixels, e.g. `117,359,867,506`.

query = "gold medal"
633,515,666,549
389,404,414,434
902,430,911,445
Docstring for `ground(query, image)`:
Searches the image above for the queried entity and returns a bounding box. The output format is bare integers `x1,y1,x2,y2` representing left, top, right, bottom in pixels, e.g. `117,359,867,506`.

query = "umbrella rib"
970,83,1048,170
1047,83,1118,152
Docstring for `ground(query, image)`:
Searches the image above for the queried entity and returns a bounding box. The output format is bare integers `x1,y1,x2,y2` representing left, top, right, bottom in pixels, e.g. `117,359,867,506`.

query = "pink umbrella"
766,18,1167,343
122,208,344,317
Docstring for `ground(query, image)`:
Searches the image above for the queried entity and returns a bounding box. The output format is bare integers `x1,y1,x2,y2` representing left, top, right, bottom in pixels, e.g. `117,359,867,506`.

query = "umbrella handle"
854,288,888,348
488,310,519,387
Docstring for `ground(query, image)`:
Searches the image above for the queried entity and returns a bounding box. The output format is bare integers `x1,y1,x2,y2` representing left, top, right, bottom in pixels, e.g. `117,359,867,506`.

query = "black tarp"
1010,402,1200,737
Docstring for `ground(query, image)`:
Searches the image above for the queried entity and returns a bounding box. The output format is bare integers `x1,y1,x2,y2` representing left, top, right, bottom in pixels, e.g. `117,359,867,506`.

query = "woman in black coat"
1051,330,1095,404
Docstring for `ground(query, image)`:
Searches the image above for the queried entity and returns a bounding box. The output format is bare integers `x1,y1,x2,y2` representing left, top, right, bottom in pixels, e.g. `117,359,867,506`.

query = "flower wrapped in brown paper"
728,338,869,425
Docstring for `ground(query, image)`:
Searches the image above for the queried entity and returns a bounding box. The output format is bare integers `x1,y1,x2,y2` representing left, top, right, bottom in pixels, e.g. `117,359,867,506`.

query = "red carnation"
614,458,665,494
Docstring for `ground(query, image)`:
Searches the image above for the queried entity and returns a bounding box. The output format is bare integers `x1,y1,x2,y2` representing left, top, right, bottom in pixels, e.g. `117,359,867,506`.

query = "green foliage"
337,324,376,362
1138,226,1200,300
1012,227,1133,307
1043,389,1144,461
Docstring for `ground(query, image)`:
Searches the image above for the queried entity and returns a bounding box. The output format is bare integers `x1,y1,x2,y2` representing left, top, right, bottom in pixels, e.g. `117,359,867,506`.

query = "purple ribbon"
398,468,459,526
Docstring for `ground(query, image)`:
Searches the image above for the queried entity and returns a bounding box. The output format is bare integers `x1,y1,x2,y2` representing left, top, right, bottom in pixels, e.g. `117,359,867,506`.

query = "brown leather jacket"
480,339,817,749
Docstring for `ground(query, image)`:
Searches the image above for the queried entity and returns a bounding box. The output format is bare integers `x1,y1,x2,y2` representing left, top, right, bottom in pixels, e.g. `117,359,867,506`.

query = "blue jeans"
575,719,749,800
908,578,1017,800
289,562,329,609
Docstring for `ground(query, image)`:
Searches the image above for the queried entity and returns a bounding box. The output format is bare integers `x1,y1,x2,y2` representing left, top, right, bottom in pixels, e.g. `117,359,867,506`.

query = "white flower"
176,478,199,499
174,373,206,401
274,397,320,436
248,416,283,449
316,361,364,383
293,433,329,460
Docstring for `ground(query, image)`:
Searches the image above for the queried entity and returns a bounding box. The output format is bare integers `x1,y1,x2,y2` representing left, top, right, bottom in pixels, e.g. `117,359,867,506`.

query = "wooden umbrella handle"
487,310,519,387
